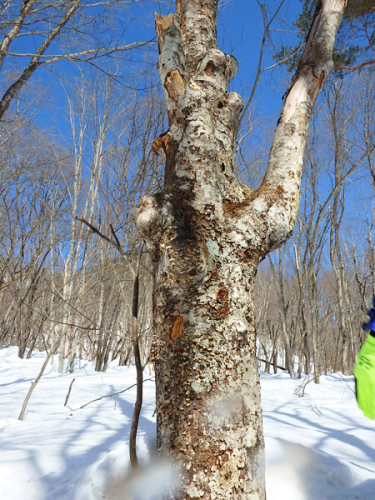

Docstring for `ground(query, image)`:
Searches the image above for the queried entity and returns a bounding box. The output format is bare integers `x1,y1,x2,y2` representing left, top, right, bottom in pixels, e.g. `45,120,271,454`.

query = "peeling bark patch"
151,130,171,156
222,194,255,216
205,60,215,76
155,13,174,53
214,287,230,317
176,0,181,17
311,69,326,103
222,199,249,216
169,315,184,340
216,287,228,301
164,70,186,102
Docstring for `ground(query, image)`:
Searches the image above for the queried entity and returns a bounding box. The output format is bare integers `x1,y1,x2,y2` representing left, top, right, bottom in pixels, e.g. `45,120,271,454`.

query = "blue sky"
0,0,305,139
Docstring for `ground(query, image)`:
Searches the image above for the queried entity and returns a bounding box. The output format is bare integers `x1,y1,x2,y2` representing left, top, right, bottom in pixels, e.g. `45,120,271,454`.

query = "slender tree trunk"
308,270,321,383
269,249,295,377
129,256,143,469
18,353,51,420
135,1,345,498
129,338,143,468
293,243,311,374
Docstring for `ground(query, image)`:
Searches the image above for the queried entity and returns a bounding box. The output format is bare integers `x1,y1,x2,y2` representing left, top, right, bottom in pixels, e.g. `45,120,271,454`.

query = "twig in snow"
64,378,75,406
18,353,52,420
337,373,356,395
294,374,315,398
79,377,155,409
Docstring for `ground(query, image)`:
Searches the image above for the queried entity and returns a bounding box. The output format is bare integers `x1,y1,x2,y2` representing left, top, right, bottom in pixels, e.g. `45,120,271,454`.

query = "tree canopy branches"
0,0,155,121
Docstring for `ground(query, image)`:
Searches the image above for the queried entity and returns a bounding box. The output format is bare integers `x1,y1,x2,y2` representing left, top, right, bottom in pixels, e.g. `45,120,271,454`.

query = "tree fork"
135,1,346,498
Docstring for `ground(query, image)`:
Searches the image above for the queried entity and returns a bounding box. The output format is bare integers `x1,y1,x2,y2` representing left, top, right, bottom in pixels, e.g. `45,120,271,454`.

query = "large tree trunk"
135,1,345,498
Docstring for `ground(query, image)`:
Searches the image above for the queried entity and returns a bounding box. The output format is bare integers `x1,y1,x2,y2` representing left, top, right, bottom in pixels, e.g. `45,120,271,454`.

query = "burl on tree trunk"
134,1,346,498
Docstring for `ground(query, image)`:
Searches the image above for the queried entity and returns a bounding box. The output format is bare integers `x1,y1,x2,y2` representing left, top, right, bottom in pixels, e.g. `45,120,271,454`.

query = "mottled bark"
134,1,345,498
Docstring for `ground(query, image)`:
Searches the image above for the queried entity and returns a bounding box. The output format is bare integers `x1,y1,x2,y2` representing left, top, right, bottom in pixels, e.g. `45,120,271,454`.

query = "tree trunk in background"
135,1,345,498
294,242,311,374
269,249,295,377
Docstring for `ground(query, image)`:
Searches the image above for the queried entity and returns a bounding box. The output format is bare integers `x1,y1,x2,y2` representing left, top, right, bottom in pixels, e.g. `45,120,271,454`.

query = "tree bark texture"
134,1,345,498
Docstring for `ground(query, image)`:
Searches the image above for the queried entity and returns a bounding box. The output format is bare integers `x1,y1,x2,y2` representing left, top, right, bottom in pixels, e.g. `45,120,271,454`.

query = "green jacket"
354,333,375,419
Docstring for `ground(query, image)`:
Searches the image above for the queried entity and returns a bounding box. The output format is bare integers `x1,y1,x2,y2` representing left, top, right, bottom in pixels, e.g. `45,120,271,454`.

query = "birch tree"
134,1,346,498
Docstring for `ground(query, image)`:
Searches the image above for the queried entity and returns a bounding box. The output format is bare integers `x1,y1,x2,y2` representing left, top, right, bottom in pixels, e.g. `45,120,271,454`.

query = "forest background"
1,0,374,382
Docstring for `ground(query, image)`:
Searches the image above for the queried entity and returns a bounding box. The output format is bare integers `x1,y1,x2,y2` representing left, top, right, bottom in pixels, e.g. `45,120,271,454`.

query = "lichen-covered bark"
134,1,345,498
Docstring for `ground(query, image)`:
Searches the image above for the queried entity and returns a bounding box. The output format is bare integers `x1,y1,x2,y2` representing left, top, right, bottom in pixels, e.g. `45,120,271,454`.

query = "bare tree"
0,0,153,121
134,1,345,498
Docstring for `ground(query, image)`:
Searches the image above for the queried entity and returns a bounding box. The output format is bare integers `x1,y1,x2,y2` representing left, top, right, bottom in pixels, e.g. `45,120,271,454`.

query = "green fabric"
354,334,375,419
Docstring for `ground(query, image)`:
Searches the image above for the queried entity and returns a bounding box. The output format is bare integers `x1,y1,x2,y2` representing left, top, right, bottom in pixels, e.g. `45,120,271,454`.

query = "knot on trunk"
214,92,243,149
134,194,174,247
196,50,238,93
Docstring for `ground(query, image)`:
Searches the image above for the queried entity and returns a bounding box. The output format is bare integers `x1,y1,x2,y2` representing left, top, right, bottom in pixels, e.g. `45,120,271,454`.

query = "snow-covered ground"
0,347,374,500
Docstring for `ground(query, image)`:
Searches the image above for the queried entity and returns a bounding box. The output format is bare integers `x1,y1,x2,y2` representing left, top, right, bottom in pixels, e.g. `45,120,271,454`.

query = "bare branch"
79,377,155,409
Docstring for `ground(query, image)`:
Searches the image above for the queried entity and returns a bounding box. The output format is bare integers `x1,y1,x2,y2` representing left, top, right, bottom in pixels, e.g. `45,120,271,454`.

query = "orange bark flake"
310,69,326,103
168,315,184,341
164,70,186,102
155,12,174,32
176,0,181,17
155,13,174,53
151,130,171,156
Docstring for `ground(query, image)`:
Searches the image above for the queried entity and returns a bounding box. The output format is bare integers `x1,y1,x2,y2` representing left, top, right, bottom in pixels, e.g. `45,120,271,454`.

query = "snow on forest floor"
1,347,375,500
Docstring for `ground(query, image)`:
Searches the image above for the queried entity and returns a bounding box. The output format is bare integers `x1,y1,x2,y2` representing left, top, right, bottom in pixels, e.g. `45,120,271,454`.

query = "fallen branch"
76,217,135,278
64,378,75,406
18,337,62,421
257,357,286,371
79,377,155,410
19,352,52,420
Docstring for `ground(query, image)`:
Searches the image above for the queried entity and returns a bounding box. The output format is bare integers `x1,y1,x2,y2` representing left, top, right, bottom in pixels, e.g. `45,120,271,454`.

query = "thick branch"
0,0,38,71
79,377,155,409
76,217,136,278
254,0,346,251
5,40,155,63
0,0,81,121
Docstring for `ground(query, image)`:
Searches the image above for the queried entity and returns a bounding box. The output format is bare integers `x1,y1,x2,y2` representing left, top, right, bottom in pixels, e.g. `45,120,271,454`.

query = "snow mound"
92,445,178,500
266,438,363,500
